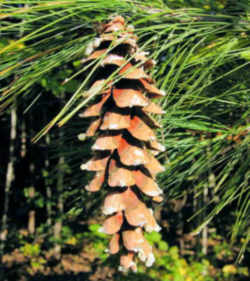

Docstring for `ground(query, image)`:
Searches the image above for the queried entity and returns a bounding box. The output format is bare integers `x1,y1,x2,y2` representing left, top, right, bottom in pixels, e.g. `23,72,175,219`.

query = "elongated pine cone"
80,16,166,272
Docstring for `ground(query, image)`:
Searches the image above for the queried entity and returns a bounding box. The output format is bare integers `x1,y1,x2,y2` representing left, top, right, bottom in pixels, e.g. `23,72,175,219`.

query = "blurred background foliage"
0,0,249,280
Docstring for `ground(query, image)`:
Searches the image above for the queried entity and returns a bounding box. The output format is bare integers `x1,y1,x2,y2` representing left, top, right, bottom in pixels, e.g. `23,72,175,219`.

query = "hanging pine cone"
80,16,166,272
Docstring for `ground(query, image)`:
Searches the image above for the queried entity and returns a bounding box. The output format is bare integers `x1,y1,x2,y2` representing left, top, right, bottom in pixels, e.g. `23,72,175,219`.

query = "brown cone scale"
80,16,165,271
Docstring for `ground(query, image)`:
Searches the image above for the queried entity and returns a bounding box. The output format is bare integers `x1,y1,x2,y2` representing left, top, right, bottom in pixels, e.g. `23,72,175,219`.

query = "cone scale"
80,16,165,272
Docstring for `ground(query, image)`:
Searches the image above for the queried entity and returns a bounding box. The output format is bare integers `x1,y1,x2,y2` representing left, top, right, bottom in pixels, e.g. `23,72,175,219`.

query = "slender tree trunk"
27,120,36,235
27,119,36,235
21,118,27,158
21,118,36,235
202,184,208,255
0,106,17,261
53,126,65,260
27,183,36,235
53,153,64,259
45,133,52,228
202,143,215,255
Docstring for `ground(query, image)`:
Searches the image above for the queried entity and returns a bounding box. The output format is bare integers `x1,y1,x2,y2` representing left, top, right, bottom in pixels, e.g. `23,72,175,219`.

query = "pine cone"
80,16,165,272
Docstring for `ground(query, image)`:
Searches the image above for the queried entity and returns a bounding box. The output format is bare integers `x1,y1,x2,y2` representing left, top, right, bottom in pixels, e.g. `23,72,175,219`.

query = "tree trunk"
53,155,64,260
202,184,208,255
21,118,36,235
28,183,36,235
45,133,52,228
27,139,36,235
21,118,27,158
202,144,215,255
53,126,65,260
0,106,17,261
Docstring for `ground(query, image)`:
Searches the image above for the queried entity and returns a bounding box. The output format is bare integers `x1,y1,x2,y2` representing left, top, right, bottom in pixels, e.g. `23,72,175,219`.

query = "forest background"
0,0,249,280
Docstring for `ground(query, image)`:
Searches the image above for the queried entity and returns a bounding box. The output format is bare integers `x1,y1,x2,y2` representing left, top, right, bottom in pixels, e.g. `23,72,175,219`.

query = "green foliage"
84,228,249,281
82,224,109,261
20,243,41,258
23,188,45,208
20,243,46,273
38,69,78,97
164,0,227,10
142,232,221,281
